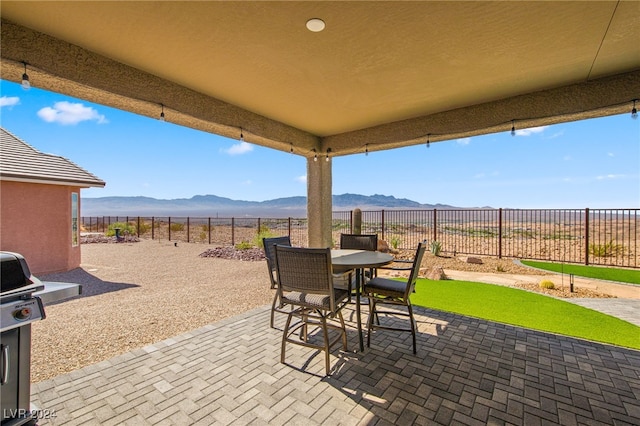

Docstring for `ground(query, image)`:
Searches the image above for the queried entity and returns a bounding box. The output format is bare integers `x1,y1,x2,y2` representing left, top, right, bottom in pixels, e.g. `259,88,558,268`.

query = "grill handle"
0,344,8,385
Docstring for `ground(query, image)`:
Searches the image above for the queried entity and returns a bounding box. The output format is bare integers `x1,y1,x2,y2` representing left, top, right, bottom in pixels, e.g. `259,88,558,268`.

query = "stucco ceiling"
1,1,639,157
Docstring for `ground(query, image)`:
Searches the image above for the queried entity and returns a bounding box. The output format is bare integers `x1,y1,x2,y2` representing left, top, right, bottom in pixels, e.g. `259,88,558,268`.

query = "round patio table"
331,249,393,351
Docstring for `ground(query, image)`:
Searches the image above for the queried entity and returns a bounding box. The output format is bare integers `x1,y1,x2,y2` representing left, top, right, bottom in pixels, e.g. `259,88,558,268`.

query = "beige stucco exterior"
1,180,81,275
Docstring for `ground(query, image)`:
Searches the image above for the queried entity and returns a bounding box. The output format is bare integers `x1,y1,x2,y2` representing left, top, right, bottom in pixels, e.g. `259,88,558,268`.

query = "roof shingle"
0,127,105,188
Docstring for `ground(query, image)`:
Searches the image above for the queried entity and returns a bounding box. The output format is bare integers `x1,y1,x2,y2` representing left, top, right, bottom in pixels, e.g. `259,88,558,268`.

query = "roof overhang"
1,1,639,157
0,175,105,189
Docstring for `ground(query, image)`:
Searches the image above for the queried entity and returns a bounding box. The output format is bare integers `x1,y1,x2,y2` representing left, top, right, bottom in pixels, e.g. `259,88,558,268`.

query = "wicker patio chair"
263,236,292,328
339,233,378,280
274,245,349,375
363,241,427,354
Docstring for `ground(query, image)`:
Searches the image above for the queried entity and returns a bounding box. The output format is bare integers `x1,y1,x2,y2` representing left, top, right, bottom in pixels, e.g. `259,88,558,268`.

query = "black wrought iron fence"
82,207,639,268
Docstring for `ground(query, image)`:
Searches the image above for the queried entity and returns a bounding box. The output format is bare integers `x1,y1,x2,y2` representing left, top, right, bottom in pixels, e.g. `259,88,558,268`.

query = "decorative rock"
377,240,390,253
466,257,483,264
426,266,447,280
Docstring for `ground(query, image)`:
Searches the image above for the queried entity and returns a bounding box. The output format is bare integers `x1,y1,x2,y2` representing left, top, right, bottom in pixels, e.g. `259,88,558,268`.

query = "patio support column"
307,156,332,248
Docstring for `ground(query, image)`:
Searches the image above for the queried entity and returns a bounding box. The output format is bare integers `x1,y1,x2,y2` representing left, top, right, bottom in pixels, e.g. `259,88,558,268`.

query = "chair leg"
270,291,279,328
281,311,295,365
337,310,348,351
320,314,331,375
366,297,376,349
407,302,417,355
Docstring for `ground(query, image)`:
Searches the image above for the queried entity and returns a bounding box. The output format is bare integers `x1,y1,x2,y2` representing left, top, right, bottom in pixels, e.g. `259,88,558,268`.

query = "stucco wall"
1,180,81,275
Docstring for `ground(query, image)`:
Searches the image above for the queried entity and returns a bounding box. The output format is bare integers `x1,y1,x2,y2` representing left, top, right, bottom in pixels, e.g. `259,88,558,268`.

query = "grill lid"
1,251,34,293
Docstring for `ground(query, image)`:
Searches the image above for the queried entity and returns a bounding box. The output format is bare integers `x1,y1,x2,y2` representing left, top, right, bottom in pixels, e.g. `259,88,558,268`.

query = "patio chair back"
340,233,378,251
263,236,291,289
275,245,339,309
404,241,427,299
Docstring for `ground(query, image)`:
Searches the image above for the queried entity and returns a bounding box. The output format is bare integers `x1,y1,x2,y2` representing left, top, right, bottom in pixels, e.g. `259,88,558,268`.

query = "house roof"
1,2,638,157
0,128,106,188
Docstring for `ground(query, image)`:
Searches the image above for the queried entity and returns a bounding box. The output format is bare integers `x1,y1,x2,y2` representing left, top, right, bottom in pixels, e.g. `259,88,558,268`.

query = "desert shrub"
539,279,555,289
390,236,401,249
137,222,151,235
430,240,442,256
105,222,136,237
170,222,185,232
199,231,207,241
253,225,277,248
496,265,506,273
235,240,253,250
589,240,624,257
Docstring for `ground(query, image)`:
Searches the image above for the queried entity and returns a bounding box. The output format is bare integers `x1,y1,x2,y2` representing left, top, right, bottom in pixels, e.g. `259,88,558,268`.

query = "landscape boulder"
426,266,447,280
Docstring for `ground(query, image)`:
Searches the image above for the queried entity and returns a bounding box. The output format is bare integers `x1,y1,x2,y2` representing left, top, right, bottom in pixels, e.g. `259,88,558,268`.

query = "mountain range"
81,193,468,217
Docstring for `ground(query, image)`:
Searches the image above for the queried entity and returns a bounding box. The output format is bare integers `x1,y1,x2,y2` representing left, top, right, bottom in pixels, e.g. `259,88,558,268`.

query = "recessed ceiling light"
306,18,325,32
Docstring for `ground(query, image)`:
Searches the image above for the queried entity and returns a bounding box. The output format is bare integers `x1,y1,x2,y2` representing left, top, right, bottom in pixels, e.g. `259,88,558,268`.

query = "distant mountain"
80,194,464,217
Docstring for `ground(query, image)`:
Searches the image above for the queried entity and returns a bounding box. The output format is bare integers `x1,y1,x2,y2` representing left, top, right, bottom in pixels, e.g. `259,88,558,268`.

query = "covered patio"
1,2,639,425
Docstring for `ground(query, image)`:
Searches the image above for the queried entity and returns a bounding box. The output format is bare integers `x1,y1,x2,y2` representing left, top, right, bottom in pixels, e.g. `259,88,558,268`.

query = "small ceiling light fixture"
426,134,431,148
632,100,638,119
510,121,516,136
312,149,318,162
306,18,325,32
365,144,369,156
240,128,244,142
325,148,332,162
21,61,30,90
159,104,165,121
290,143,294,154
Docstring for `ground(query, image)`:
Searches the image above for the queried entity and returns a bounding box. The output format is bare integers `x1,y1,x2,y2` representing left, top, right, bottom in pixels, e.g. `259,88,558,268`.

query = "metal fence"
82,207,639,268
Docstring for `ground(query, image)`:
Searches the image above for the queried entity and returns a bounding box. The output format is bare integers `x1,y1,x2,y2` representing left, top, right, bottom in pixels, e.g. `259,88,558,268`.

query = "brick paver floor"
31,304,640,425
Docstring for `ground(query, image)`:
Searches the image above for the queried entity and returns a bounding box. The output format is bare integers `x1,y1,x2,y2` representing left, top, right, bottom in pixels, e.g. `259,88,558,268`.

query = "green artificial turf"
411,278,640,350
520,260,640,285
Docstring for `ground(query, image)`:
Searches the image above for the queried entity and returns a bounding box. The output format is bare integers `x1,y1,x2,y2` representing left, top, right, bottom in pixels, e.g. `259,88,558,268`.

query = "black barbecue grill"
1,252,81,426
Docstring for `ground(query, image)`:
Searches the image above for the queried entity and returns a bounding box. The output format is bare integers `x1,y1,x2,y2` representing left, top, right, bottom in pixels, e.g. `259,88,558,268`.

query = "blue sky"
1,79,638,209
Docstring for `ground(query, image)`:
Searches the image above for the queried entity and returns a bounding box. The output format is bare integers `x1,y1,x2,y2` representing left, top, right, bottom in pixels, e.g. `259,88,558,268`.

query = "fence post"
232,217,235,246
208,218,211,245
288,217,292,238
381,209,385,241
168,217,172,241
432,209,437,243
498,208,503,259
585,208,590,266
137,217,140,237
152,217,155,240
187,217,190,243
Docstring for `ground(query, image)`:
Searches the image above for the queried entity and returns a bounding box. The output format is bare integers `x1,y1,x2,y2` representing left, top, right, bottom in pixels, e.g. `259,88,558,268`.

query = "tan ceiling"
1,1,639,157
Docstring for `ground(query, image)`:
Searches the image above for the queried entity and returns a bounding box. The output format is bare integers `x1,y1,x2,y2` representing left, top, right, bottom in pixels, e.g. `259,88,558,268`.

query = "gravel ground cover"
32,239,272,382
32,239,609,382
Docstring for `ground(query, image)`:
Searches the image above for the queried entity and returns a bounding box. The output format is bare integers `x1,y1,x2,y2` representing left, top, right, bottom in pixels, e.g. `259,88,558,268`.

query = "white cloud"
607,152,615,157
223,141,253,155
0,96,20,108
457,137,471,145
473,172,485,179
37,101,107,125
515,126,548,136
596,174,624,180
295,175,307,184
